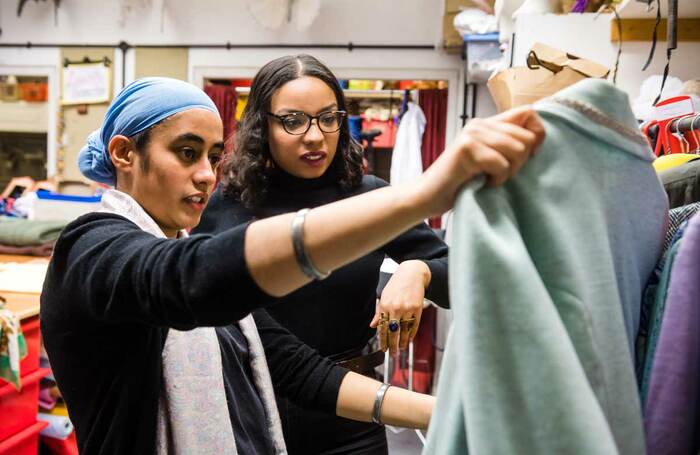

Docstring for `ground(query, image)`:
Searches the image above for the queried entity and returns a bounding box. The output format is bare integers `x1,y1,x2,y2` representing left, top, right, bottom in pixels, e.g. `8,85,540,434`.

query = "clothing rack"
671,114,700,133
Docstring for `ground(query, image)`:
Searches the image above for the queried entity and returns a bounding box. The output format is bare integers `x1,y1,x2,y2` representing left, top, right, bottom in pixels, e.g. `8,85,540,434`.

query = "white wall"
1,0,444,46
513,13,700,101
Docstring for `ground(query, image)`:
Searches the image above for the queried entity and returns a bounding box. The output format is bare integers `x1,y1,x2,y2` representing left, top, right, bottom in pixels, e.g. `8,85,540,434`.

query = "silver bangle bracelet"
372,383,391,425
291,208,331,281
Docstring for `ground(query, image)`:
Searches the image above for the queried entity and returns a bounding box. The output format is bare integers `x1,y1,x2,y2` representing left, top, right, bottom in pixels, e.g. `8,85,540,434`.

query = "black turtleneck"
193,172,449,454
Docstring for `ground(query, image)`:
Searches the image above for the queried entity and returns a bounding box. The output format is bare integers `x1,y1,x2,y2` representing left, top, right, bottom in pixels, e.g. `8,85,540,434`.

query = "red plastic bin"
0,421,48,455
20,317,40,377
0,368,49,441
0,317,41,387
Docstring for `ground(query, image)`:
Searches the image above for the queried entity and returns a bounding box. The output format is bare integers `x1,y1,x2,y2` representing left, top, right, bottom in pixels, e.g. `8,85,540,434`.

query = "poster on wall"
62,62,111,105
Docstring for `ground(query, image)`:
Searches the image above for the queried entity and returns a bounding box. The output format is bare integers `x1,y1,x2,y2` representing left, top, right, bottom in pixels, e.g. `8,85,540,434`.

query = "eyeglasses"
267,110,347,135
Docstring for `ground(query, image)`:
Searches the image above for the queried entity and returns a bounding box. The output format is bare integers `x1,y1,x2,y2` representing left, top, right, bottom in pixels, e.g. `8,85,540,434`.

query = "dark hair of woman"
221,54,364,208
127,116,173,173
127,127,152,172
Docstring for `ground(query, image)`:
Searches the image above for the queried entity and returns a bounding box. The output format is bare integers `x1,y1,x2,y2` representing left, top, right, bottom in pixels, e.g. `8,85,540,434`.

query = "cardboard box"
443,12,463,49
487,42,610,112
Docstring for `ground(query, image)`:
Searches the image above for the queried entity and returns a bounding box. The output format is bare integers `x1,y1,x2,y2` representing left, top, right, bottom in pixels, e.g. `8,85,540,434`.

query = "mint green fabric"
0,218,67,247
425,79,668,454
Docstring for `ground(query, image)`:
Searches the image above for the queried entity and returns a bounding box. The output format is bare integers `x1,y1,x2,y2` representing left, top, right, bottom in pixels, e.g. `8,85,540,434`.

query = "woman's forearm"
335,371,434,430
244,180,431,296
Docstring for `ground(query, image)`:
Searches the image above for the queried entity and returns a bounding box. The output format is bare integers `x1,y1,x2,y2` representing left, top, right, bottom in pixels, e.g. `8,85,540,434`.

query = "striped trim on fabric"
548,97,649,147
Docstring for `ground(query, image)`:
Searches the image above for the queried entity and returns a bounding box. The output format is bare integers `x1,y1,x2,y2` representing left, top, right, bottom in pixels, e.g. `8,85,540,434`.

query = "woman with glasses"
194,54,543,454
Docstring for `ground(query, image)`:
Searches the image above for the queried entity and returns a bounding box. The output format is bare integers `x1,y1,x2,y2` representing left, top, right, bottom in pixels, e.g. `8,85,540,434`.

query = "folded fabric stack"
0,217,68,257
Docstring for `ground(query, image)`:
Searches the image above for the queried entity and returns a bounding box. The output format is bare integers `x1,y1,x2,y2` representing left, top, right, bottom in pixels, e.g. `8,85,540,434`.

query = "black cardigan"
41,213,347,454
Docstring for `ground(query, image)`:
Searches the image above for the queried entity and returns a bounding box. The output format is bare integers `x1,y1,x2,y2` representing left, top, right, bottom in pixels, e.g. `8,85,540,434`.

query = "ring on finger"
388,319,400,332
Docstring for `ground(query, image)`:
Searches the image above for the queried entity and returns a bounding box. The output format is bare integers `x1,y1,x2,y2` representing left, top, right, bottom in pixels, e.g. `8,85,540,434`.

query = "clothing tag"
655,96,695,121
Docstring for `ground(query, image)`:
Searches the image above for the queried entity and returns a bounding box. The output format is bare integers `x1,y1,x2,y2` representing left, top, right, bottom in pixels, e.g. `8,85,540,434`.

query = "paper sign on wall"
62,63,111,105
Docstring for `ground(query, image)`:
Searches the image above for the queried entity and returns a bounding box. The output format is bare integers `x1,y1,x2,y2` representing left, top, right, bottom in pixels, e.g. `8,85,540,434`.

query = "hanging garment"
645,212,700,455
636,199,696,382
390,102,425,185
664,202,700,251
659,159,700,209
637,223,685,402
425,79,668,454
98,189,286,455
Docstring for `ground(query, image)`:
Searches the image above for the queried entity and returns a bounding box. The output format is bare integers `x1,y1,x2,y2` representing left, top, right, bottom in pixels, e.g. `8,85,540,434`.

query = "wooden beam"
611,18,700,42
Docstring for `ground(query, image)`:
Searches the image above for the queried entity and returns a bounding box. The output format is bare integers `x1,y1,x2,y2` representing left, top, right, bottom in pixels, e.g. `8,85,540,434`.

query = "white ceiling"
618,0,700,19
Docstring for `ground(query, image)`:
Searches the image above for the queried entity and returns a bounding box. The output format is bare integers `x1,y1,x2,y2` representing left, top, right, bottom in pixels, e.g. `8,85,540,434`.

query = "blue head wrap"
78,77,219,186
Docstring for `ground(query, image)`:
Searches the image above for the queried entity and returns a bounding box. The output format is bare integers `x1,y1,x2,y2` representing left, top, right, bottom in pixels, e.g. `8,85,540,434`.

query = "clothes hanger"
690,115,700,153
672,114,694,154
663,119,675,155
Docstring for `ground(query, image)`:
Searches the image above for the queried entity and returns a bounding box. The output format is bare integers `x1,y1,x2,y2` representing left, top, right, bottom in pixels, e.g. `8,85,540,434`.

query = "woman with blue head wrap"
41,75,544,453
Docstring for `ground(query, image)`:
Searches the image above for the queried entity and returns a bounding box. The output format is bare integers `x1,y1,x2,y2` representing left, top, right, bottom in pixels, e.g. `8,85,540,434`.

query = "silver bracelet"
372,383,391,425
291,208,331,281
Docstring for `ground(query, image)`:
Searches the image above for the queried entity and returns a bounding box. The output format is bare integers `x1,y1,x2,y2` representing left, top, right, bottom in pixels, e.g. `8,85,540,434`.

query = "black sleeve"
253,309,349,413
49,212,274,329
367,176,450,308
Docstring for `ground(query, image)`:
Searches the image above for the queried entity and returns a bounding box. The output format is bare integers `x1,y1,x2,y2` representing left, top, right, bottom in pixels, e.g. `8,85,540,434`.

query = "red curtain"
389,306,437,394
204,84,237,150
419,88,448,228
204,84,237,185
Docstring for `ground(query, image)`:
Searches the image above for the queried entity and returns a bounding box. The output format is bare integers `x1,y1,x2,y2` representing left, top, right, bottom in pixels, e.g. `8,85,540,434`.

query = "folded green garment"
0,218,68,247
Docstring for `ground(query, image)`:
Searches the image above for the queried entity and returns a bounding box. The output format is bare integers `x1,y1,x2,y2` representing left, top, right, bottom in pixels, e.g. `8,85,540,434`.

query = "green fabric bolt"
425,79,668,454
0,218,68,247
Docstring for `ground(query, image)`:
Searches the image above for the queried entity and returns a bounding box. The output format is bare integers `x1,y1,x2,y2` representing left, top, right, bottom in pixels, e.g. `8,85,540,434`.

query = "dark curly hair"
221,54,364,208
